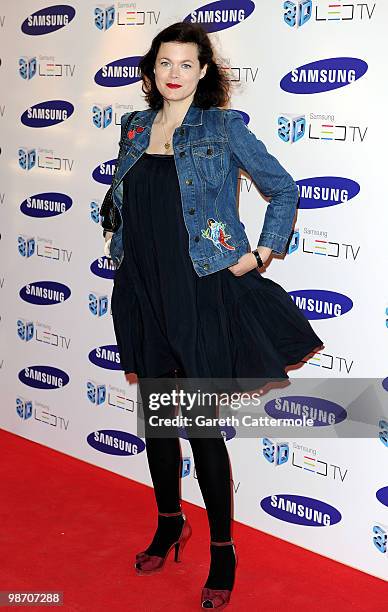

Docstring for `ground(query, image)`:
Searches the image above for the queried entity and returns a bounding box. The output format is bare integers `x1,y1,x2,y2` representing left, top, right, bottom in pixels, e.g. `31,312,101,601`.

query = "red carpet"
1,428,386,611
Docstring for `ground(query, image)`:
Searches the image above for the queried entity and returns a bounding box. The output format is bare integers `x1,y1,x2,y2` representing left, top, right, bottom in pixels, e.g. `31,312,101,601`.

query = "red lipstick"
166,83,182,89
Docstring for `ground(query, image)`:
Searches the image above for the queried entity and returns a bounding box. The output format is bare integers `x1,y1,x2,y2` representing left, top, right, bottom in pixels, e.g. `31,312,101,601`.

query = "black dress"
111,152,324,386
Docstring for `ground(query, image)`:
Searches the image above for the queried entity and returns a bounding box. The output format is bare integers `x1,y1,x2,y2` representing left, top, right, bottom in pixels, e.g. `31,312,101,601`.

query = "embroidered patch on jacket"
201,218,236,251
127,126,144,139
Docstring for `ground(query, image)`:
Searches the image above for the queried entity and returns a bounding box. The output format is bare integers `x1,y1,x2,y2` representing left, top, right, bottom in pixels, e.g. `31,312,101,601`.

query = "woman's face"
154,41,207,104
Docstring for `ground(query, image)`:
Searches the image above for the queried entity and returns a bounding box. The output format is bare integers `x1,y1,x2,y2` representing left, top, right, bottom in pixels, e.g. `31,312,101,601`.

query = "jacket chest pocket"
192,142,225,186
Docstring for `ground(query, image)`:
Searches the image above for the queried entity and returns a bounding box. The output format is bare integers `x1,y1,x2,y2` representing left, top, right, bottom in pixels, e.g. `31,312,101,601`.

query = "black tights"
138,368,233,543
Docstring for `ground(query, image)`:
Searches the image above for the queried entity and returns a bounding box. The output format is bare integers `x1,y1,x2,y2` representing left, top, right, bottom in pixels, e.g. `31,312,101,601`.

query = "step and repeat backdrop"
0,1,387,581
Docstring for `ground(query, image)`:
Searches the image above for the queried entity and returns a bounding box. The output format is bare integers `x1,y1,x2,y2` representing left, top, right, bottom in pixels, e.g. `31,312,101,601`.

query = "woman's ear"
200,64,208,79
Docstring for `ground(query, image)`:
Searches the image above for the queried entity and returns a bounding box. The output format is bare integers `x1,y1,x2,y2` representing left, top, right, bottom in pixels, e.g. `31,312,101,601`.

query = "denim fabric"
109,102,299,277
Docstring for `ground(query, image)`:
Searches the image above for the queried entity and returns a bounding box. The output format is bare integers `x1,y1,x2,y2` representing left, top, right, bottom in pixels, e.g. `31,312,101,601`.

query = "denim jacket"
109,102,299,277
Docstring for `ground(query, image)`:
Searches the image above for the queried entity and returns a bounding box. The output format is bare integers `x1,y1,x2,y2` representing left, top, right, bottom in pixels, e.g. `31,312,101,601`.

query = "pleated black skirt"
111,152,324,386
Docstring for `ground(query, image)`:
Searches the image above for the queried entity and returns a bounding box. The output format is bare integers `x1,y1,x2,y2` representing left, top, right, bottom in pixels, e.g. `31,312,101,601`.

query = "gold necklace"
161,121,172,151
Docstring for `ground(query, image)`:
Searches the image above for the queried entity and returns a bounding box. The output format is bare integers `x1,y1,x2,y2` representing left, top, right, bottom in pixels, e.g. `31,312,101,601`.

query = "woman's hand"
104,231,113,257
228,246,272,276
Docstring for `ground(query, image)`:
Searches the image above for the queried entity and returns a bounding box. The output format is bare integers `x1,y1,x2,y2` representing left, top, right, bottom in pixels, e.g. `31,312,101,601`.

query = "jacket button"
189,207,195,215
179,128,185,135
185,179,193,185
203,263,209,270
179,151,186,158
194,236,200,243
207,148,213,156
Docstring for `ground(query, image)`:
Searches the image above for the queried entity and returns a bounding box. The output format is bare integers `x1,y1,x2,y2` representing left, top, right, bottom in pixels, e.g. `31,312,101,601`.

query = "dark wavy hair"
138,22,230,110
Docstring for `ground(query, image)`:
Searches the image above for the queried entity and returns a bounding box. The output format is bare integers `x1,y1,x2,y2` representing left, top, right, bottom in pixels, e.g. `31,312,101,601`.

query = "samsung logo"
184,1,255,33
288,289,353,320
264,395,347,427
260,494,342,526
92,159,116,185
20,281,71,305
18,365,69,390
90,257,116,279
94,56,142,87
87,429,145,456
280,58,368,94
20,192,72,218
89,345,122,370
297,177,360,209
21,100,74,127
376,487,388,508
21,5,76,35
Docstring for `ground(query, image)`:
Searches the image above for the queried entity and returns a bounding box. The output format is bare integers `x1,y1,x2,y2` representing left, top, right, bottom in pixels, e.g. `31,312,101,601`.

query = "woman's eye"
182,64,191,69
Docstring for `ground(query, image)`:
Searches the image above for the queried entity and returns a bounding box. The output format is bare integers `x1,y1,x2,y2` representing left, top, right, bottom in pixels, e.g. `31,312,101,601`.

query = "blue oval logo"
21,100,74,127
280,57,368,94
288,289,353,320
94,56,142,87
230,108,250,125
260,494,342,526
296,177,360,210
18,365,69,389
89,345,122,370
20,192,73,218
382,377,388,392
264,395,347,427
92,159,116,185
184,0,255,33
19,281,71,305
87,429,145,456
376,487,388,508
21,5,76,35
90,257,116,279
178,425,236,441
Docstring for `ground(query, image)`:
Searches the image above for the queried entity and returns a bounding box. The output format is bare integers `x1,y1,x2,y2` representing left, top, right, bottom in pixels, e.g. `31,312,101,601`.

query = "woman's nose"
170,66,180,79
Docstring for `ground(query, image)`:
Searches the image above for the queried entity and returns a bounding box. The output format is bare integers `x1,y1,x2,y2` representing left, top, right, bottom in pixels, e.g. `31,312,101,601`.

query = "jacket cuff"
257,232,289,255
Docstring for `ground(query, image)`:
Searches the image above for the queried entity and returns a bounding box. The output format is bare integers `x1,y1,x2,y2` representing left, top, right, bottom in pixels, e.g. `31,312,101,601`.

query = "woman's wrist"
252,249,264,268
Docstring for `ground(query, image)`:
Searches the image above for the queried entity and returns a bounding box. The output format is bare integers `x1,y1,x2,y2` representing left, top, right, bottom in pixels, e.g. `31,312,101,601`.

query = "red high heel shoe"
135,511,192,575
200,540,238,610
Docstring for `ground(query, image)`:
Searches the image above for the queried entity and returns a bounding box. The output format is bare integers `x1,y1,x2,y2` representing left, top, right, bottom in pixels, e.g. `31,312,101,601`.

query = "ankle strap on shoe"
158,511,183,517
210,539,234,546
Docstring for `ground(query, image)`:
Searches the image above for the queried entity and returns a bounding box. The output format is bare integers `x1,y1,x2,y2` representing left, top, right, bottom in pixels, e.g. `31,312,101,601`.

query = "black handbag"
100,110,138,235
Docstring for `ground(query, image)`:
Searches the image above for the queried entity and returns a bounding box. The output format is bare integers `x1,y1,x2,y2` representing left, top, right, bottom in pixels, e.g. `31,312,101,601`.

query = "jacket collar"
135,102,203,129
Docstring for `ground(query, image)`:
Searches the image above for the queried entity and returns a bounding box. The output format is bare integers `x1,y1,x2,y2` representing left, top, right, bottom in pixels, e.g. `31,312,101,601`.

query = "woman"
102,22,324,610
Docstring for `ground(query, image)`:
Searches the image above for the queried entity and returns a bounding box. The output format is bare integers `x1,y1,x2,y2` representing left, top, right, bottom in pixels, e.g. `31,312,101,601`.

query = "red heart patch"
136,126,144,133
127,129,135,139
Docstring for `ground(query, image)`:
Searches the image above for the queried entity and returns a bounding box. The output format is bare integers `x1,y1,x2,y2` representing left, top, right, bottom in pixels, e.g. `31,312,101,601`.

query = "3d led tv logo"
21,5,76,35
20,192,72,218
92,104,112,128
16,397,33,420
379,419,388,447
19,56,37,79
280,58,368,94
89,292,109,317
94,57,142,87
19,148,36,170
87,430,145,456
21,100,74,127
283,1,376,27
184,1,255,33
260,494,342,526
94,4,115,30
